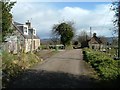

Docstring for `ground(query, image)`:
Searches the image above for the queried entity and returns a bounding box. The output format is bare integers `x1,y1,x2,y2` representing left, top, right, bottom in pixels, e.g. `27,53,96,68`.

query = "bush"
83,48,120,80
40,45,48,49
2,51,40,88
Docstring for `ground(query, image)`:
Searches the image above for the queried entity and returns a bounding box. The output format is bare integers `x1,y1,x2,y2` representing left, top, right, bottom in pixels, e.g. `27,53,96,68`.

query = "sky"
11,0,116,39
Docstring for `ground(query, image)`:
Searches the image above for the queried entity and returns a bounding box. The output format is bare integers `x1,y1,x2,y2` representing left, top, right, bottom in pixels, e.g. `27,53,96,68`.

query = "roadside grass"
105,48,117,57
2,51,41,88
0,55,2,90
2,49,58,88
83,48,120,87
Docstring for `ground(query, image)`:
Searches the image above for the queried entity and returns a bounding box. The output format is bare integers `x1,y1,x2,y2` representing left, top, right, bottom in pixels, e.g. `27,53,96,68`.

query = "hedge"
83,48,120,80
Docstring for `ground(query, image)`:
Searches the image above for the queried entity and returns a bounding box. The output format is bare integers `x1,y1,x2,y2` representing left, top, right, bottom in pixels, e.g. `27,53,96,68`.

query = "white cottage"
4,20,40,54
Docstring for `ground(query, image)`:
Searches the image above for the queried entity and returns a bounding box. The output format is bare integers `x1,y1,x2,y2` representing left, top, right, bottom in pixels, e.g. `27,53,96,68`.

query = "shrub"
83,48,120,80
2,51,40,88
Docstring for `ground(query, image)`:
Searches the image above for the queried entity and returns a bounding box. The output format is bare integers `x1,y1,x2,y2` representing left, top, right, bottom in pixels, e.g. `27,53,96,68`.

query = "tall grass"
2,51,40,88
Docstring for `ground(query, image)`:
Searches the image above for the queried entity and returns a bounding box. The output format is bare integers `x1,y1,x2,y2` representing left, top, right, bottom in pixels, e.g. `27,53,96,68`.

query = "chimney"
93,33,96,37
26,20,31,29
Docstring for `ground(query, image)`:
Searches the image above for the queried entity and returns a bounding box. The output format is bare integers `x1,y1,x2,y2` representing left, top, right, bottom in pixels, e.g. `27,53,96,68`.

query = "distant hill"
106,37,113,43
41,39,52,45
106,37,118,44
40,37,116,45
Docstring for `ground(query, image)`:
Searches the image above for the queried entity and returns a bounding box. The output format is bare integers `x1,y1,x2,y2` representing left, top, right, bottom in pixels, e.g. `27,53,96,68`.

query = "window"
24,27,27,33
33,29,35,35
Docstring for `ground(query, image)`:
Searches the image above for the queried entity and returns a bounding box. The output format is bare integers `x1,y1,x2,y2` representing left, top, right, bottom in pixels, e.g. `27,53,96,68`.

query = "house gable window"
33,28,36,36
33,30,35,35
23,25,28,35
24,27,27,33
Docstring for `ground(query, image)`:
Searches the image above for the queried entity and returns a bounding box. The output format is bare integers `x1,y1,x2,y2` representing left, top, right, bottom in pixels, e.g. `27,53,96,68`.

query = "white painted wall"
23,25,28,35
33,28,36,36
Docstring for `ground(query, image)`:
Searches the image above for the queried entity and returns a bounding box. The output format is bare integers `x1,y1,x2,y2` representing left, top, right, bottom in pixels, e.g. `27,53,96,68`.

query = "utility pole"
90,27,92,38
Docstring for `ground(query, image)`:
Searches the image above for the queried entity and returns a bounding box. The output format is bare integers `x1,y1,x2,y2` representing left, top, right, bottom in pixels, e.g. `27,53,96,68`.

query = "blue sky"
25,2,111,11
45,2,111,9
11,1,115,39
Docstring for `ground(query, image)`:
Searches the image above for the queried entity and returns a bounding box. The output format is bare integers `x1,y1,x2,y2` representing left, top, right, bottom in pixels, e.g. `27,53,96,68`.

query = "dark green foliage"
52,22,75,47
0,2,2,29
112,1,120,57
73,41,78,45
1,0,16,41
83,48,120,80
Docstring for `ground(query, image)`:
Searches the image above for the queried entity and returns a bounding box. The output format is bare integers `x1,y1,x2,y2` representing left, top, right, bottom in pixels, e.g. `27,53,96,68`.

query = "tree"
78,30,89,43
0,2,2,28
112,1,120,58
111,37,118,46
52,22,75,48
73,41,78,45
0,2,2,43
50,32,60,45
1,0,16,41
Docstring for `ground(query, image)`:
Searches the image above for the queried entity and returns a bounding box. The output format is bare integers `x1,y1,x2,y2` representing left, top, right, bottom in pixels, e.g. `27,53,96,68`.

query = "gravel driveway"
8,49,100,88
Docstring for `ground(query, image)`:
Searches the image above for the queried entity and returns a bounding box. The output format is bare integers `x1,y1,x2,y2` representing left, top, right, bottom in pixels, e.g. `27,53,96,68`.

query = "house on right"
88,33,103,50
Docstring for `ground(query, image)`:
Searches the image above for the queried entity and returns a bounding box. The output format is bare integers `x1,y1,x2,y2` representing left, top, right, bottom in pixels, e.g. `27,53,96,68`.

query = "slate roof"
13,21,40,39
88,35,102,44
12,22,25,38
14,21,24,26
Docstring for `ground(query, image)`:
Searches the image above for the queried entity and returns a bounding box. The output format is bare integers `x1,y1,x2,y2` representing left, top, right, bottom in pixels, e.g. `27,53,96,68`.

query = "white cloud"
11,0,115,2
12,2,115,39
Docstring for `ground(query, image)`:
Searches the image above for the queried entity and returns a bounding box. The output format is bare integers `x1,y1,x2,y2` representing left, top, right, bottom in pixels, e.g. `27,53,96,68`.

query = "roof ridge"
14,21,23,25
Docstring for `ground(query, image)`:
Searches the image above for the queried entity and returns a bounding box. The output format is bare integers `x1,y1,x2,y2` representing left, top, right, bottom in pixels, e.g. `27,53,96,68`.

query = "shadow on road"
6,69,119,88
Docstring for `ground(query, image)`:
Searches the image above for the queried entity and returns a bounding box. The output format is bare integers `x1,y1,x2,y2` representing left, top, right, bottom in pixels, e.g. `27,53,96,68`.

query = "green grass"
106,48,117,57
83,48,120,81
2,50,58,88
40,45,48,49
2,51,41,88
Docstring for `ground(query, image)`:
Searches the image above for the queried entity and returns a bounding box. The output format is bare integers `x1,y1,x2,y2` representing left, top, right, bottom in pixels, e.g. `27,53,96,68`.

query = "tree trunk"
118,2,120,58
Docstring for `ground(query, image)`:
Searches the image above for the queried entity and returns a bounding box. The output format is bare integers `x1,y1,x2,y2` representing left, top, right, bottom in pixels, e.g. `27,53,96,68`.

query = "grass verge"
83,48,120,87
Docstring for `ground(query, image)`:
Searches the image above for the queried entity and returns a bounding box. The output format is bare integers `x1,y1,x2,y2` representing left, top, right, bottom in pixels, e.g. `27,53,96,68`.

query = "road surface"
8,49,100,88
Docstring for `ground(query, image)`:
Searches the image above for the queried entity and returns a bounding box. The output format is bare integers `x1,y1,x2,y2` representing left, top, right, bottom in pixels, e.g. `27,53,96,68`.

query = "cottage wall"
88,33,103,50
10,21,41,53
89,43,101,50
32,39,40,50
4,36,18,54
24,39,40,53
24,39,31,53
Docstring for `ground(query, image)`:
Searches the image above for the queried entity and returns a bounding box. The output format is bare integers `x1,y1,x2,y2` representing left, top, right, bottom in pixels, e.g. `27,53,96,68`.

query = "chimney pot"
26,20,31,29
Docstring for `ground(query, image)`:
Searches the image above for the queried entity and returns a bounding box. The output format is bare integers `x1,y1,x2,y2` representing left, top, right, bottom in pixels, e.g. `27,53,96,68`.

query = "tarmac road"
33,49,96,76
8,49,100,88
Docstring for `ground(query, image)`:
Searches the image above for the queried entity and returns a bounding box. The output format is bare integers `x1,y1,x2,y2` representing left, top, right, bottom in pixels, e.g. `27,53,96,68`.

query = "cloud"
11,0,114,2
12,2,115,39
